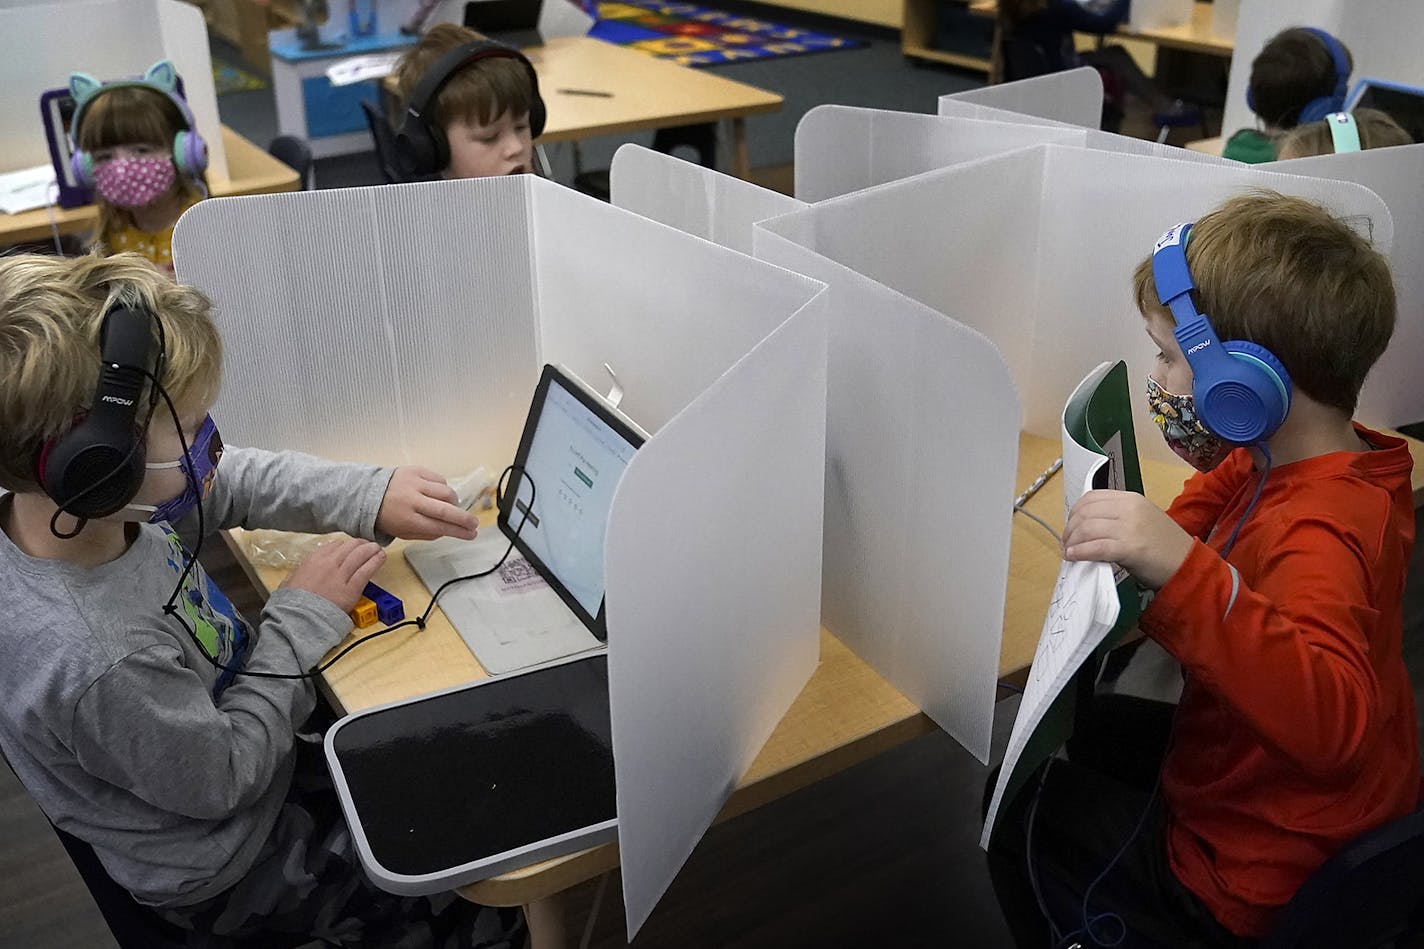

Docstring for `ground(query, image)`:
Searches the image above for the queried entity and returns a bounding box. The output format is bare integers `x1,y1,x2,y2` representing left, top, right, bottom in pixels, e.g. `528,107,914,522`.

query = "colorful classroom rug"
590,1,866,66
213,59,268,95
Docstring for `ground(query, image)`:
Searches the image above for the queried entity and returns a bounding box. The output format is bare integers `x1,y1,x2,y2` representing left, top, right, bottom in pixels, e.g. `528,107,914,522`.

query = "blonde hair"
1277,108,1414,160
392,23,536,131
1132,191,1394,414
75,85,208,243
0,253,222,493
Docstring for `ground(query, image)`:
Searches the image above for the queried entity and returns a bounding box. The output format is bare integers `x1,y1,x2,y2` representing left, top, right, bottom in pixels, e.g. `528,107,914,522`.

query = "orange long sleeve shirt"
1140,423,1419,937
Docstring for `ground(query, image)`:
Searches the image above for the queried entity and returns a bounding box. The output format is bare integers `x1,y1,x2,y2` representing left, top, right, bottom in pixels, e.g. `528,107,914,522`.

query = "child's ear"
143,60,179,93
68,72,103,105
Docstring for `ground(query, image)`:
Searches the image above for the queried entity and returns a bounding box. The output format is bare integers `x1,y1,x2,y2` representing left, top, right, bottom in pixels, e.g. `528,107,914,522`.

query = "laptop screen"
1347,78,1424,145
499,365,644,638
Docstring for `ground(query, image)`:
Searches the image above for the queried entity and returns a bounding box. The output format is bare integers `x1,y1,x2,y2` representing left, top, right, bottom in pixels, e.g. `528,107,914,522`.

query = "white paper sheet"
980,365,1123,848
606,302,827,937
0,0,226,178
0,164,57,214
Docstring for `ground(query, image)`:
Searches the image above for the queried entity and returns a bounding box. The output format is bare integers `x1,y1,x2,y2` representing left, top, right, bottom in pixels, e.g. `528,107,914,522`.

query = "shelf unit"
901,0,997,74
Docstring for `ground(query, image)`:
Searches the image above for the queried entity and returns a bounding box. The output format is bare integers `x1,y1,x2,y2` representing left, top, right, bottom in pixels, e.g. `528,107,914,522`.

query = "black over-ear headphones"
37,303,161,519
392,40,546,181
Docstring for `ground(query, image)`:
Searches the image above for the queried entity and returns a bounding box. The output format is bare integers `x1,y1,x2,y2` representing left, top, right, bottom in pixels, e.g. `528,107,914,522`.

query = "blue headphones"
1246,27,1349,125
1152,223,1293,444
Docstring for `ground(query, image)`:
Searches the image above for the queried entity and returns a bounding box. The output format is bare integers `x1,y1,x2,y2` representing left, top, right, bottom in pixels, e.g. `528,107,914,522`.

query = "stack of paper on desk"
981,360,1143,848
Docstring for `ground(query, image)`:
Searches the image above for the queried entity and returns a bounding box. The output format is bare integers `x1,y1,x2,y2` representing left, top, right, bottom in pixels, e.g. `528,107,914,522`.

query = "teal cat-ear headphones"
1152,223,1293,444
67,59,209,189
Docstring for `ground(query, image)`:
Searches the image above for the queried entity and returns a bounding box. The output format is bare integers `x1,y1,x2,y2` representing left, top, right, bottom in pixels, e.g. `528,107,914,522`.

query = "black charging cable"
138,365,537,681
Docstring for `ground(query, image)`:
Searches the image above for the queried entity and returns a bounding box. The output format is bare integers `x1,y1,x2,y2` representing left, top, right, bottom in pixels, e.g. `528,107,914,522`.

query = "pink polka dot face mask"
93,155,176,210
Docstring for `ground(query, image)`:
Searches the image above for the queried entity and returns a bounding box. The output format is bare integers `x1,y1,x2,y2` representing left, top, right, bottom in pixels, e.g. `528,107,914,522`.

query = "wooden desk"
1186,134,1226,155
230,427,1424,941
382,37,783,180
0,127,300,247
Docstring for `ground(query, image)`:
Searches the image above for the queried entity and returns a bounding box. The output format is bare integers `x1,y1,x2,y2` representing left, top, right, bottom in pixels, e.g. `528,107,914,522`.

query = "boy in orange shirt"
989,191,1418,947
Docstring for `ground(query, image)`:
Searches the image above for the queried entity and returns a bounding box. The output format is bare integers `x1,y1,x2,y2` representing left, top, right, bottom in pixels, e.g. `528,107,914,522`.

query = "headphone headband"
1326,111,1361,152
392,39,545,181
1297,27,1350,123
38,303,162,519
1151,223,1292,444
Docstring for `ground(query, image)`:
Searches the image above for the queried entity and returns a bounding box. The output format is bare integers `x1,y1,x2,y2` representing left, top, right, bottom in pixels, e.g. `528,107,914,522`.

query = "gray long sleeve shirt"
0,447,393,907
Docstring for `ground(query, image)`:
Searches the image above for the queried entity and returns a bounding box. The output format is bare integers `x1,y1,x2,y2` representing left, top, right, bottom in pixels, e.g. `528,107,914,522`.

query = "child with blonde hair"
0,253,523,947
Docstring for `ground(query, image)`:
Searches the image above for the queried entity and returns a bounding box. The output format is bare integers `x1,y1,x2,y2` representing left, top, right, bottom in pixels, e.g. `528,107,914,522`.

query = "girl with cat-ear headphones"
68,60,210,277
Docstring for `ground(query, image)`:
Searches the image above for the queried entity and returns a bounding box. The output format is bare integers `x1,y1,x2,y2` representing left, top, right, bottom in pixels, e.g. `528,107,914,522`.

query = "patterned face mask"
1147,376,1232,472
126,415,224,524
93,155,176,210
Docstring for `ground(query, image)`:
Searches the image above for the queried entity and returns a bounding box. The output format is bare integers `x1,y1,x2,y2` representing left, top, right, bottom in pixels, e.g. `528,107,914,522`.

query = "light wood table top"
0,126,300,247
968,1,1232,57
1186,134,1226,155
230,427,1424,905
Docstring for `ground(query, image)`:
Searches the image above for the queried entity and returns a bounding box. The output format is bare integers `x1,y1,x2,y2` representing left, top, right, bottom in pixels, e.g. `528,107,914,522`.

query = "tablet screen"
1349,79,1424,144
499,365,645,639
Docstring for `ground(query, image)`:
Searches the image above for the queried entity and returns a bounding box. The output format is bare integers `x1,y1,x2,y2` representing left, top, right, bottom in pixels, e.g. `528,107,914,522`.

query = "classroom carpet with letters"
590,0,866,66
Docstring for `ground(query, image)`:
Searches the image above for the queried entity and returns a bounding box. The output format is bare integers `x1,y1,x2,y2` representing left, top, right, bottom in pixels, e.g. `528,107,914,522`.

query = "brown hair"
1247,28,1354,130
392,23,536,131
0,253,222,493
1277,108,1414,159
75,85,207,244
1131,191,1394,414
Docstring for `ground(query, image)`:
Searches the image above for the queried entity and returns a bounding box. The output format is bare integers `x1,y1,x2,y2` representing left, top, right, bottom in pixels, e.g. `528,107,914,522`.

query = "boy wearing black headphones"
0,253,523,947
989,193,1417,947
390,23,545,181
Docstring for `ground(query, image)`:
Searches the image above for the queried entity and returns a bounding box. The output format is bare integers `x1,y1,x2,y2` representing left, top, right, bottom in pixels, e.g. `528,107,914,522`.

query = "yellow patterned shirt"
101,196,200,276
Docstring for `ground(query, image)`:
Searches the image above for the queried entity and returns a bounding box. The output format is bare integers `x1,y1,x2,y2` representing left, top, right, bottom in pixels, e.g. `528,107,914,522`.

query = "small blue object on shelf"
363,581,405,625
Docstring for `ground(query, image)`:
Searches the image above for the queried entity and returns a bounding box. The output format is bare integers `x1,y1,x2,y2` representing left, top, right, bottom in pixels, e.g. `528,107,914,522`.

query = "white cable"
45,181,64,256
577,871,610,949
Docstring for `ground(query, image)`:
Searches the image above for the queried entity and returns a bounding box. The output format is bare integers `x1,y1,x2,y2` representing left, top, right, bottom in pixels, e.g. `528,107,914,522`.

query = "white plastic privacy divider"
1223,0,1424,142
1,0,227,178
174,175,829,939
174,176,825,473
609,144,806,257
754,143,1393,468
606,304,827,937
1274,144,1424,428
754,217,1021,763
942,65,1105,129
794,107,1086,203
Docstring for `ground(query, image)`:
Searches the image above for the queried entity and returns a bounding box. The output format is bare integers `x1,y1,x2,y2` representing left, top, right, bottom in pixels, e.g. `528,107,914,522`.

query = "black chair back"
267,135,315,190
360,99,405,184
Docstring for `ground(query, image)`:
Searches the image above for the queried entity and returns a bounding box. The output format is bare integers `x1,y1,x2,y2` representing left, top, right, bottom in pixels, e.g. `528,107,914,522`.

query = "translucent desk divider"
173,176,830,939
610,144,806,256
794,107,1084,203
753,143,1391,469
754,213,1021,763
2,0,226,178
607,304,827,936
943,65,1105,129
1276,144,1424,428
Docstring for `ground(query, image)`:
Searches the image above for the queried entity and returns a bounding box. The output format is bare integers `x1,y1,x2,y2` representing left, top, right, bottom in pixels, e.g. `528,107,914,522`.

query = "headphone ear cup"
173,129,209,179
523,60,546,138
393,120,438,180
72,149,96,189
1297,95,1343,124
39,424,147,519
1196,340,1293,444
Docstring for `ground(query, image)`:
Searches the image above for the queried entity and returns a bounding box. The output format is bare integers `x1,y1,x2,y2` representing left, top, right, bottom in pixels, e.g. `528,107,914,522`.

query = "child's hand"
280,537,387,613
1062,490,1193,590
376,466,479,541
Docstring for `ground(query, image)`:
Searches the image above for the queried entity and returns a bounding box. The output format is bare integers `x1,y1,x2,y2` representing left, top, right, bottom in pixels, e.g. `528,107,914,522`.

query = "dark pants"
985,696,1253,949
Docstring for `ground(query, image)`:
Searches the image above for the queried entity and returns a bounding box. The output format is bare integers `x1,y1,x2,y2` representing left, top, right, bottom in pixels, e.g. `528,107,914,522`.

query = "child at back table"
70,60,209,276
0,252,524,948
390,23,544,180
987,192,1418,947
1223,27,1354,163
